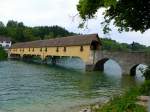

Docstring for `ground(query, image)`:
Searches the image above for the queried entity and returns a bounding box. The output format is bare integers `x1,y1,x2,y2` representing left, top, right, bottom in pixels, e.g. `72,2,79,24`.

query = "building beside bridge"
0,36,12,51
9,34,150,75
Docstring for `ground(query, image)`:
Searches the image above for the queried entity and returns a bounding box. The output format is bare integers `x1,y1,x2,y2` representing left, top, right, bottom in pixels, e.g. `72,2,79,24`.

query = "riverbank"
78,80,150,112
0,47,7,60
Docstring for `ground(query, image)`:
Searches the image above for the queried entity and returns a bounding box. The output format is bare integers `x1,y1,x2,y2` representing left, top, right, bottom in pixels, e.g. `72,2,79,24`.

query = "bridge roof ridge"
11,33,100,48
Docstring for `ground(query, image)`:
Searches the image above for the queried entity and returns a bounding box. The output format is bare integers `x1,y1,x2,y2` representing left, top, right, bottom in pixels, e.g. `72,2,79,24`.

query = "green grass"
140,80,150,96
95,87,146,112
94,67,150,112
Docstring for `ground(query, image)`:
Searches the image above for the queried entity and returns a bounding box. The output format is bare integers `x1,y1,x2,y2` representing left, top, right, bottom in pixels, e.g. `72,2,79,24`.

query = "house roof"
0,36,11,43
11,34,101,48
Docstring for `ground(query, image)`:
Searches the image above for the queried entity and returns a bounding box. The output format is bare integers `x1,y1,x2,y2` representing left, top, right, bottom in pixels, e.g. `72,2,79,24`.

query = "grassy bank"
0,47,7,60
94,74,150,112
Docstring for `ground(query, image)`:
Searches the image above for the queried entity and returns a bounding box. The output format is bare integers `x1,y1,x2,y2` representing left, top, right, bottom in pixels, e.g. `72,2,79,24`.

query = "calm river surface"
0,60,143,112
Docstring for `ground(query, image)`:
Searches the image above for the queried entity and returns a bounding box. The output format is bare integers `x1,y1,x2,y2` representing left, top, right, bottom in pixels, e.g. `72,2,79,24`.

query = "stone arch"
22,54,33,61
72,56,85,64
22,54,34,58
94,58,109,71
94,58,122,73
130,64,139,76
45,55,86,63
60,56,85,69
130,64,148,76
10,54,21,59
45,55,85,69
22,54,41,62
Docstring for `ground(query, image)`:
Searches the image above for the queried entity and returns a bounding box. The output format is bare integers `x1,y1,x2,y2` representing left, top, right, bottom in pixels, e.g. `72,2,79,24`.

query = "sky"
0,0,150,46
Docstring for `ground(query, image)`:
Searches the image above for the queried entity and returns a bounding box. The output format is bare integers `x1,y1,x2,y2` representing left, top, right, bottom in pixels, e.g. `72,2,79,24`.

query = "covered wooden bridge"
9,34,101,70
9,34,150,75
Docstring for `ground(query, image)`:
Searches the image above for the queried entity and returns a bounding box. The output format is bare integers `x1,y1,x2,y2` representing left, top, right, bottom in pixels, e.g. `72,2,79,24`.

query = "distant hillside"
0,20,76,42
101,38,150,52
0,20,149,52
33,26,76,40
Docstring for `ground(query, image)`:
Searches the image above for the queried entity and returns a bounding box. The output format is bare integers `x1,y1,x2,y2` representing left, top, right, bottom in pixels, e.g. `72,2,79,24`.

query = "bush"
143,66,150,80
140,80,150,95
96,88,146,112
0,47,7,60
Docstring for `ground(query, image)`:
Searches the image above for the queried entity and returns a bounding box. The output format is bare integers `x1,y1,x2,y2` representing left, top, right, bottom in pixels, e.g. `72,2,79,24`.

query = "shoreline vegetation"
0,47,7,61
78,67,150,112
0,20,150,52
78,82,150,112
1,20,150,112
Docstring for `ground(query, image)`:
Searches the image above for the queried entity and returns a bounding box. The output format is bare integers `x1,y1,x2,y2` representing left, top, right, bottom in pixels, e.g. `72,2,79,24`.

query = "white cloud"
0,0,149,46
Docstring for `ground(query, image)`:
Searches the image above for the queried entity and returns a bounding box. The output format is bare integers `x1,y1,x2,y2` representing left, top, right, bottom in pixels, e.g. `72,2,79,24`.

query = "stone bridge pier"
87,50,150,75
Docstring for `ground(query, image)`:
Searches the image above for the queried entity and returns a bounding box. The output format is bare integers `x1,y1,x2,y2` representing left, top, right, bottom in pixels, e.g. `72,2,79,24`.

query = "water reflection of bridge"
9,34,150,75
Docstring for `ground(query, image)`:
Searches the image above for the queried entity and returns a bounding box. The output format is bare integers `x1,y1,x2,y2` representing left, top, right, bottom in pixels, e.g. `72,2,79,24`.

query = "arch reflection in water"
103,59,122,77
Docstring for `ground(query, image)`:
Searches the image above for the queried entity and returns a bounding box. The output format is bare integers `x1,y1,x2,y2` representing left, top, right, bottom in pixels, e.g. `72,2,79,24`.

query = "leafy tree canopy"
0,20,76,42
0,21,5,27
0,47,7,60
0,20,149,52
101,38,150,52
77,0,150,33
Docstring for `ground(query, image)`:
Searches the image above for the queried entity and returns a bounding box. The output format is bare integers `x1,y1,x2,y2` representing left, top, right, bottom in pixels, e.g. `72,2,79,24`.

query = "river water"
0,60,144,112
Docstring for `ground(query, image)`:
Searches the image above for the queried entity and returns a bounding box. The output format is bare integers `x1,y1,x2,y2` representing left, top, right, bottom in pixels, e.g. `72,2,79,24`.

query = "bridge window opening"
32,48,34,52
56,47,59,52
80,46,84,52
23,48,24,52
29,48,30,52
40,48,42,52
64,47,66,52
90,41,100,50
45,48,47,52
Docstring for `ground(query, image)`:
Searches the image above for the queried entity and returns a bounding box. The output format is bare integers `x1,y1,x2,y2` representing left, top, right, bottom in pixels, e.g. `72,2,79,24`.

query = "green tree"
3,20,76,42
0,47,7,60
0,21,7,36
130,42,146,51
6,27,17,42
7,20,18,28
143,66,150,80
77,0,150,33
23,28,40,41
0,21,5,27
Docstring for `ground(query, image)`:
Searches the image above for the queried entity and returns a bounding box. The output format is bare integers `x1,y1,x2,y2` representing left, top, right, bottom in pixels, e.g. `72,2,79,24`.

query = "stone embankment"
78,100,109,112
79,96,150,112
136,96,150,112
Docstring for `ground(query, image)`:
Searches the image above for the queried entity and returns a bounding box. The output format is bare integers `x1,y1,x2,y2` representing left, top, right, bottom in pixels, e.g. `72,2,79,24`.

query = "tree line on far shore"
0,20,75,43
0,20,150,52
102,38,150,52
